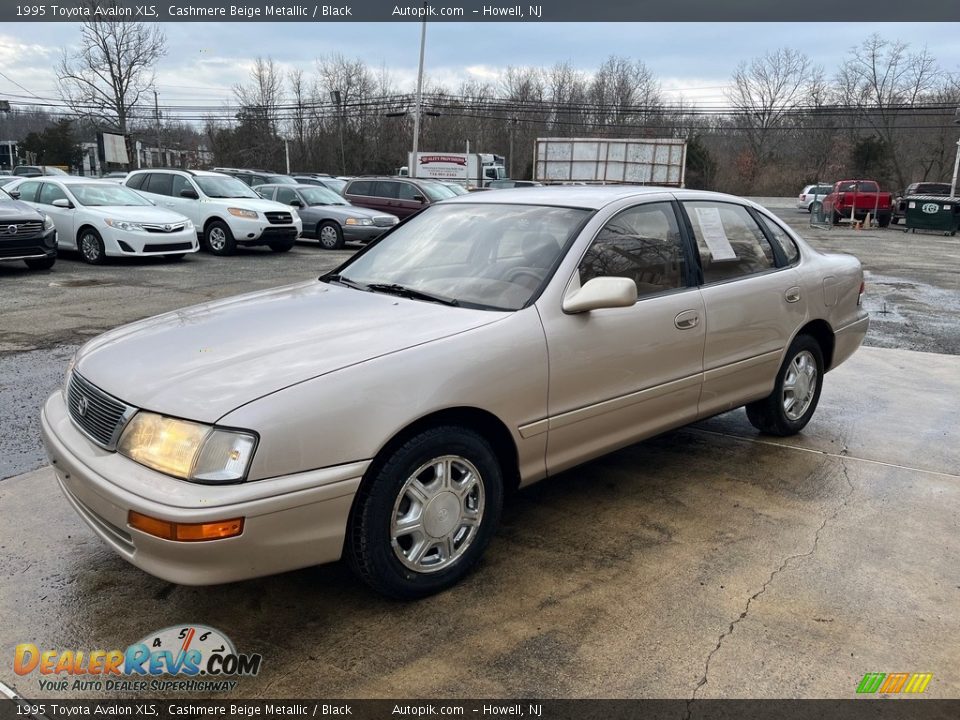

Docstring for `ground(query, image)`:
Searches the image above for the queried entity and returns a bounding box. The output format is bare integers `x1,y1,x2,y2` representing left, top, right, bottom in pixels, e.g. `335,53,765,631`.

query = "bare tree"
56,14,166,168
727,48,813,191
836,34,941,188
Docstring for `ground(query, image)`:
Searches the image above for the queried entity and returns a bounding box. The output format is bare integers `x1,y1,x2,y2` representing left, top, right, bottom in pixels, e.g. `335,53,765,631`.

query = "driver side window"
276,187,299,205
579,202,687,299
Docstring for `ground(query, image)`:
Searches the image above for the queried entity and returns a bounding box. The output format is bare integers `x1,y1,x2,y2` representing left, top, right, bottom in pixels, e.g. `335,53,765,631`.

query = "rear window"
837,181,878,193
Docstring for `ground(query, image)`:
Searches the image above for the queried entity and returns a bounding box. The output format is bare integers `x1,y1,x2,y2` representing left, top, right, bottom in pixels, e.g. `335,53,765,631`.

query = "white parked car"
797,184,833,212
126,169,302,255
8,177,197,264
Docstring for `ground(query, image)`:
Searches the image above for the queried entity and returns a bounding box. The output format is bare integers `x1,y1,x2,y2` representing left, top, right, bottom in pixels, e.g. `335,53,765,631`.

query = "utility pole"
284,138,290,174
330,90,346,175
951,108,960,198
410,4,427,178
153,89,161,167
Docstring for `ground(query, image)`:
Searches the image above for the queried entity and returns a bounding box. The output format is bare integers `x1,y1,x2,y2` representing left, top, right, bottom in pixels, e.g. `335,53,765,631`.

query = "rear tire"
746,334,824,437
204,221,236,256
346,426,503,599
24,256,55,270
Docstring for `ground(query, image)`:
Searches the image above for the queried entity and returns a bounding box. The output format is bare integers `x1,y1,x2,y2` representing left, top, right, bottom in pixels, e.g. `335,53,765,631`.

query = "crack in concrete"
684,451,855,718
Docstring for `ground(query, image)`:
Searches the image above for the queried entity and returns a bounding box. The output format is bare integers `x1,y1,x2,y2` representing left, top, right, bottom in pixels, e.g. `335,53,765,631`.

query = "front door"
36,182,76,249
538,201,706,475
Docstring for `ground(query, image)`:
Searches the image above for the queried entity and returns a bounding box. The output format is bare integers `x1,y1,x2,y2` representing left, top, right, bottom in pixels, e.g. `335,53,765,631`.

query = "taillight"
858,280,865,306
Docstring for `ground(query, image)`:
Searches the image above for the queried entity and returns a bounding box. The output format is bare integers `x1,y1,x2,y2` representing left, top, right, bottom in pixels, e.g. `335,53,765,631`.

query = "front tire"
877,212,891,228
317,220,344,250
78,228,106,265
204,221,236,256
346,426,504,599
746,334,824,437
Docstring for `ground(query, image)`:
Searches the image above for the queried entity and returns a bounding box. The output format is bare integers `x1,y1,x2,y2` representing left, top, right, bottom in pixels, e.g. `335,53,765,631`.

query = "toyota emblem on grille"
77,396,89,417
6,225,16,235
164,224,171,231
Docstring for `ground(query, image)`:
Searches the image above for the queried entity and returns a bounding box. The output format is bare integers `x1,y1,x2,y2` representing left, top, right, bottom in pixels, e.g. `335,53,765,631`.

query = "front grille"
265,211,293,225
0,240,49,258
259,227,298,240
143,242,193,253
66,372,136,450
373,216,397,227
142,222,187,234
2,220,44,238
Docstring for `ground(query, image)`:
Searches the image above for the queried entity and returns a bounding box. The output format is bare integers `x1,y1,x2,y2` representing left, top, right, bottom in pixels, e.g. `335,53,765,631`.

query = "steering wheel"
503,267,547,287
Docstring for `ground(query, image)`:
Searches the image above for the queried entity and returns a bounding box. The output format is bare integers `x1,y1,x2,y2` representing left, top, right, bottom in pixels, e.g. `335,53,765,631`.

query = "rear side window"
684,201,776,284
758,215,801,265
16,181,41,202
347,180,373,196
144,173,173,196
375,181,400,199
126,173,146,190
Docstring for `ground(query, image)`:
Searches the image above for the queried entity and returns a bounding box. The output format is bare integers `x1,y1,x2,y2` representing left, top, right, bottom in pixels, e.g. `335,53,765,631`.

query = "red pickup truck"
823,180,894,227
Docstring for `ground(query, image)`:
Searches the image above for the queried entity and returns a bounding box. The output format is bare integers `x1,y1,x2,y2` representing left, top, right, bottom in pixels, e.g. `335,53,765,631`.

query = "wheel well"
369,407,520,493
798,319,835,370
203,216,226,232
75,224,99,243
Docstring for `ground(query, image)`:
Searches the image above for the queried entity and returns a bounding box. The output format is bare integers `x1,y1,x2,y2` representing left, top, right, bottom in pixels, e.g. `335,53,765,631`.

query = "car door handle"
674,310,700,330
784,286,802,303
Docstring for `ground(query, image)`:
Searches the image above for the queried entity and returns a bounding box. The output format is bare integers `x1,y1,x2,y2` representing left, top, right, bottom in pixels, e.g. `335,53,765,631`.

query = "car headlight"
104,218,145,232
184,219,195,231
43,214,55,230
117,412,258,484
227,207,258,219
345,217,373,226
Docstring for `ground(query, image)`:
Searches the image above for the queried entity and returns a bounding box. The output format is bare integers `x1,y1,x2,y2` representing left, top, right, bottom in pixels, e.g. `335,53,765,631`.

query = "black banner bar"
3,700,960,720
2,0,960,22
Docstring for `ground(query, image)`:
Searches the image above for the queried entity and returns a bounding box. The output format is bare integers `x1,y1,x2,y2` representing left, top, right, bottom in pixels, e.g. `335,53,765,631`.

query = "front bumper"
342,224,391,243
40,391,365,585
229,216,302,245
102,226,198,256
0,227,57,262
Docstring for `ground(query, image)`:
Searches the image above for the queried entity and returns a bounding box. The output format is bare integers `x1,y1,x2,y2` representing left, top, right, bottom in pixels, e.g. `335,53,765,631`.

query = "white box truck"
401,152,507,187
534,137,686,187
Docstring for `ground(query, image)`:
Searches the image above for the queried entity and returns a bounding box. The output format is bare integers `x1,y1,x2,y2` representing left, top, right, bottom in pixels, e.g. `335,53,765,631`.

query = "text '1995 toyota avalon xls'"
41,187,868,599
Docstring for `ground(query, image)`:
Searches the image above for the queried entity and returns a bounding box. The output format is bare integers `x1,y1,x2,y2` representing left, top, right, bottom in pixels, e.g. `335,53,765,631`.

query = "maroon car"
342,177,457,219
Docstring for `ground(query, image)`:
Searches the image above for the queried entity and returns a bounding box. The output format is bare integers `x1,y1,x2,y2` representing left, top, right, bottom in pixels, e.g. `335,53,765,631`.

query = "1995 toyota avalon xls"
40,187,868,599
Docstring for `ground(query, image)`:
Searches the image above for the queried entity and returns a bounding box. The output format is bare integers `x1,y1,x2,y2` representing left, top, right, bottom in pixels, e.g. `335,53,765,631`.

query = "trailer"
533,137,686,187
401,152,507,187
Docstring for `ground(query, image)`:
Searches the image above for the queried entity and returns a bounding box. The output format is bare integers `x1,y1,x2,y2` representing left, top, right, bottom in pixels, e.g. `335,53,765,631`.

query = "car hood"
75,281,506,423
203,197,293,213
302,204,391,220
0,200,44,221
84,205,190,223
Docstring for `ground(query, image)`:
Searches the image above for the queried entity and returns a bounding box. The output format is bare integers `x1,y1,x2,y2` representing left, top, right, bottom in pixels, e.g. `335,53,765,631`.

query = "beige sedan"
40,187,868,599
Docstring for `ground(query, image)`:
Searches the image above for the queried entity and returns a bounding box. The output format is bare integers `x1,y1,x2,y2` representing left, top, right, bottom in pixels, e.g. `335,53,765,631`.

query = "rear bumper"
40,391,365,585
832,312,869,370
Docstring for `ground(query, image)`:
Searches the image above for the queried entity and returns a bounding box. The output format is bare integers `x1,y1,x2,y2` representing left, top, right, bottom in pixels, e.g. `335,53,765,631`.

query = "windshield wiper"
365,283,459,306
324,274,369,291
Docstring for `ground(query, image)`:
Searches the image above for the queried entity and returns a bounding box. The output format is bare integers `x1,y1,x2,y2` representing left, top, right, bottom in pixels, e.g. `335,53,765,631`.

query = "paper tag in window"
694,207,737,261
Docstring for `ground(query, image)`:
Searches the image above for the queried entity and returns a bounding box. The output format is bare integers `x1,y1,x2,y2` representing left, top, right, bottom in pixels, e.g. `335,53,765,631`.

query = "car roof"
441,185,754,210
38,177,120,185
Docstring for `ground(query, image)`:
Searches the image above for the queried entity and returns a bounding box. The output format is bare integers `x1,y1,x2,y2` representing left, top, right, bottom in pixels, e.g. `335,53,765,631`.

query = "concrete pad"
0,346,957,700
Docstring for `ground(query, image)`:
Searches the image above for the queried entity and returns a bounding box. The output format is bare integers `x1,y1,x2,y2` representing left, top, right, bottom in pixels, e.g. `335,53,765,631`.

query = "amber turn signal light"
128,511,244,542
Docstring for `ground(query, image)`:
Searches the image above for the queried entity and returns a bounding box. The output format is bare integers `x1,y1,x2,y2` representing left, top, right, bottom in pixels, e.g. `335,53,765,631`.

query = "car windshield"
323,179,347,194
69,184,152,207
300,187,348,206
0,187,10,199
421,183,457,201
328,203,590,311
195,176,259,199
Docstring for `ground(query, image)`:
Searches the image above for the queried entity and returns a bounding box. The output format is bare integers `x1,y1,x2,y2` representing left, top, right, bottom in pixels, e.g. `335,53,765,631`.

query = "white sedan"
8,177,198,264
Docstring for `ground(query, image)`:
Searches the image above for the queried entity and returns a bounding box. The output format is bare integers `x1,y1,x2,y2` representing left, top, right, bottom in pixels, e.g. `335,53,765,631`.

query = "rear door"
679,199,807,417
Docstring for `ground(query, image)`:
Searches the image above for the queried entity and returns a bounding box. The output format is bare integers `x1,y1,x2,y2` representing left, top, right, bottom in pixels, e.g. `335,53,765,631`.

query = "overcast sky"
1,22,959,113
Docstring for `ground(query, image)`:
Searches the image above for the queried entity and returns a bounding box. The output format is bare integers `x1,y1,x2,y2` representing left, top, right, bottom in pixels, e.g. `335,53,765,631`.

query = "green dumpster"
903,195,960,235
